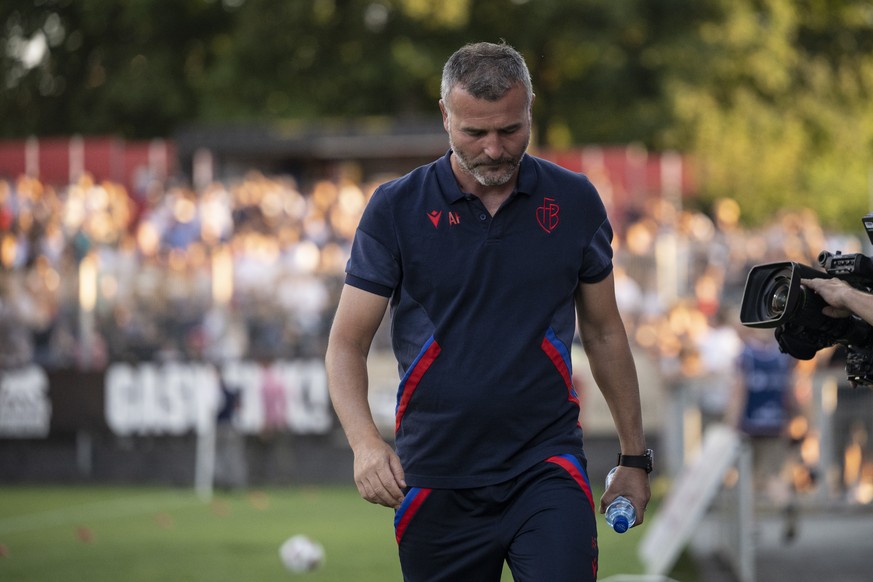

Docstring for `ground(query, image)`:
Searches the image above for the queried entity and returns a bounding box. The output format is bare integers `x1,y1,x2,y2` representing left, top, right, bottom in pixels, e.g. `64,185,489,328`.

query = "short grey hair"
440,41,533,106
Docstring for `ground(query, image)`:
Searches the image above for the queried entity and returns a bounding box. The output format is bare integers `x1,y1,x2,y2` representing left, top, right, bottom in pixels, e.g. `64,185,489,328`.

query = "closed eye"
464,125,521,138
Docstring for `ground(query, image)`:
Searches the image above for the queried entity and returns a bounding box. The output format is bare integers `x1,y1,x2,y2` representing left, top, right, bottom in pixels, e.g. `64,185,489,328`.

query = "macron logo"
427,210,442,228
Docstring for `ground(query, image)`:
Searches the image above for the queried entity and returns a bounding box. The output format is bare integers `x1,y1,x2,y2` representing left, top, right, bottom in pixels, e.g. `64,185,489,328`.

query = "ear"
439,99,450,131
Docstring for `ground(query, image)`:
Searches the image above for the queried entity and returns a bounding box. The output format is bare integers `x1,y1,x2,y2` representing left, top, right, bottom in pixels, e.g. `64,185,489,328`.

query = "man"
725,324,801,541
326,41,651,581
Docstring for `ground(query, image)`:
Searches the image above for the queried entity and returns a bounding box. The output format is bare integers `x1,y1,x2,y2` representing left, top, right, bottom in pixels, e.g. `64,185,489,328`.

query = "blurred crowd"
614,198,855,406
0,167,864,388
618,198,863,428
0,170,384,369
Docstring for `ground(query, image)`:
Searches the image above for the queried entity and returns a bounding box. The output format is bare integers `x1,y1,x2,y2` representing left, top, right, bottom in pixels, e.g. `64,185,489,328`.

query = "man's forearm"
583,330,646,452
326,341,382,449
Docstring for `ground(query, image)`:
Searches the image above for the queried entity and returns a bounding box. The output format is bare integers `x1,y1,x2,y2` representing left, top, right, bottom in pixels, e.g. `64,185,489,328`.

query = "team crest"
536,197,560,233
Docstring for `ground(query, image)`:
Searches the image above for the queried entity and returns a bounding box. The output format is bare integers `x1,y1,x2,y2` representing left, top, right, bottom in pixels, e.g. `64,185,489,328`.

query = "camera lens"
762,275,791,319
769,282,789,317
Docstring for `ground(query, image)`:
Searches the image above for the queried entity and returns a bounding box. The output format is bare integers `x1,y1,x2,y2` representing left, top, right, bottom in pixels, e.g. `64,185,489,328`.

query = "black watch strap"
617,449,654,473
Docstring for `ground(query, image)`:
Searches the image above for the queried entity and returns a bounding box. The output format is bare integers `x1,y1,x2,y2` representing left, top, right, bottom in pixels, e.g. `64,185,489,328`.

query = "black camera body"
739,214,873,385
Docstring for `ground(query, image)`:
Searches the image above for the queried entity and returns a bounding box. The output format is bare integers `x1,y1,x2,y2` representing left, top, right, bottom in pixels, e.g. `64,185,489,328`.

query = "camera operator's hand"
801,277,873,325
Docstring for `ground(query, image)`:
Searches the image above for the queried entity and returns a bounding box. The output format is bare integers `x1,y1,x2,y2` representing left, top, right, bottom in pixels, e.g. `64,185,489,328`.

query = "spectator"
726,325,800,540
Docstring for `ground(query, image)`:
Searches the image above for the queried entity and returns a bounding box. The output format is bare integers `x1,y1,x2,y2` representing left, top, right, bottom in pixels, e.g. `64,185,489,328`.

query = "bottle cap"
612,515,629,533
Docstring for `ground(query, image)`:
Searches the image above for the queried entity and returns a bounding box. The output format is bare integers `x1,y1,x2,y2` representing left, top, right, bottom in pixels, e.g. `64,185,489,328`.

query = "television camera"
739,214,873,386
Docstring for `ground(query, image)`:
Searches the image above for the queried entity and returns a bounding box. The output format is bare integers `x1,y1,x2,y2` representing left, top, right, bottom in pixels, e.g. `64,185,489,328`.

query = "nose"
481,132,504,160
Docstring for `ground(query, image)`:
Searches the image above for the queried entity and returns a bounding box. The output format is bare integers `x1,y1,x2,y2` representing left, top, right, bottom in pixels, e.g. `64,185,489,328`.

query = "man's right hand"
353,438,407,508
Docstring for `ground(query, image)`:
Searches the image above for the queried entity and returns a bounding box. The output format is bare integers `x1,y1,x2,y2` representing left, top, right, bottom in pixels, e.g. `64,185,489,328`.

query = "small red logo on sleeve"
536,197,560,233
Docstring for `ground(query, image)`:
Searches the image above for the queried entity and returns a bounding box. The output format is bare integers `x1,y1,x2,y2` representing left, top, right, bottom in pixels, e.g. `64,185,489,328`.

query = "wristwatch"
617,449,654,473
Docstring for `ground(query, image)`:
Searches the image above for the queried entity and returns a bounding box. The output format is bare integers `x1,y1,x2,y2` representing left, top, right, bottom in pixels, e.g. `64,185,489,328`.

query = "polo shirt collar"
436,150,536,205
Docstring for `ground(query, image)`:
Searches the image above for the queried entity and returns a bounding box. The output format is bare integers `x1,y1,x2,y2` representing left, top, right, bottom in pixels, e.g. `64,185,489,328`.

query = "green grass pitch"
0,484,675,581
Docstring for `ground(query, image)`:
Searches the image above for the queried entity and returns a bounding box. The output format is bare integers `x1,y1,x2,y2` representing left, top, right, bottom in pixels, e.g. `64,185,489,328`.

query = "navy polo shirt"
346,150,614,488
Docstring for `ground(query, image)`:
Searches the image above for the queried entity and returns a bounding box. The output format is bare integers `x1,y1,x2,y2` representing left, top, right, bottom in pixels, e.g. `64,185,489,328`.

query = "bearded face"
440,84,532,189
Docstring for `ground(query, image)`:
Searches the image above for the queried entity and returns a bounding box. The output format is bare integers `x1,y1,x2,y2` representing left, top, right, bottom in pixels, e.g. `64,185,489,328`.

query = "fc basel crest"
536,197,560,233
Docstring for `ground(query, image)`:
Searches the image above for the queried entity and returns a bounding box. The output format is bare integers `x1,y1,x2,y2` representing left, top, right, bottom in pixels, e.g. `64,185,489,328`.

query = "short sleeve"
345,188,401,297
579,218,614,284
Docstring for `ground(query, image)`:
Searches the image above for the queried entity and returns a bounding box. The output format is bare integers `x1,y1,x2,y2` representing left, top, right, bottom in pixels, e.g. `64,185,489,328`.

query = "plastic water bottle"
604,467,636,533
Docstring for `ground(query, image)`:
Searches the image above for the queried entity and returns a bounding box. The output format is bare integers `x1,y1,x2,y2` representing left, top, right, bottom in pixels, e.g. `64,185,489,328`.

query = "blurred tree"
662,0,873,229
196,0,450,121
0,0,234,138
197,0,698,148
2,0,698,146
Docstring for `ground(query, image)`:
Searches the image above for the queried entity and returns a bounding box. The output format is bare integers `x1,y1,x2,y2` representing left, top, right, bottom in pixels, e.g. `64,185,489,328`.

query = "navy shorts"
394,454,599,581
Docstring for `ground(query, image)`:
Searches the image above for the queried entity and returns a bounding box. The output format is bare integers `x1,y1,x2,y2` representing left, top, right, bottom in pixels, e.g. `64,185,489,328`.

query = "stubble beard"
449,136,527,188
